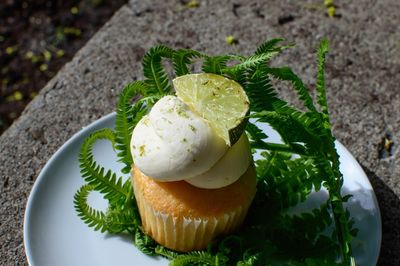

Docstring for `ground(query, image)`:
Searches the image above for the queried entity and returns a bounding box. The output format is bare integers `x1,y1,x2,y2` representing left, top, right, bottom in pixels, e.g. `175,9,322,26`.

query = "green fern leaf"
255,38,284,54
246,122,268,143
246,122,303,154
119,95,162,174
155,246,180,260
271,101,329,145
115,84,161,174
115,81,148,174
252,151,317,210
237,252,263,266
316,39,330,118
202,54,240,74
226,68,247,86
79,128,129,203
104,204,138,233
243,64,279,112
74,184,108,233
134,228,158,255
266,67,317,112
223,38,293,75
226,52,280,73
255,38,294,55
142,45,175,94
169,251,227,266
172,49,203,76
253,111,315,152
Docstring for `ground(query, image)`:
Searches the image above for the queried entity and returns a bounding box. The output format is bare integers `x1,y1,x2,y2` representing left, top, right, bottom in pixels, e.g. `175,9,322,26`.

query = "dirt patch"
0,0,127,134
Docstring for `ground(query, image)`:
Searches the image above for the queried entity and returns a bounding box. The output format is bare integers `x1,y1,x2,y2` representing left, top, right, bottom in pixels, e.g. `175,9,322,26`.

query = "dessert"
132,165,256,251
74,40,357,264
130,73,256,251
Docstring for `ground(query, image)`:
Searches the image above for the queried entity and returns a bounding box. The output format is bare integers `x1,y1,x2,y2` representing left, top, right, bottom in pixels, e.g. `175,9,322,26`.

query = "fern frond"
257,113,329,159
271,204,337,258
134,228,157,255
74,184,108,233
155,246,180,260
142,45,175,94
169,251,228,266
253,151,317,209
246,122,268,143
115,90,161,173
202,55,240,74
225,67,247,86
172,49,203,76
316,39,330,118
104,206,137,233
128,95,162,135
244,64,278,112
115,81,148,174
237,255,262,266
255,38,294,55
79,128,129,203
246,122,303,153
266,67,317,112
255,38,285,54
226,52,280,73
272,101,327,139
253,111,313,150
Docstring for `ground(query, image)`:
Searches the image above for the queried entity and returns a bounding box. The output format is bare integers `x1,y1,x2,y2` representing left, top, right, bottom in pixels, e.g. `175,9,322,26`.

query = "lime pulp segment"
173,73,249,146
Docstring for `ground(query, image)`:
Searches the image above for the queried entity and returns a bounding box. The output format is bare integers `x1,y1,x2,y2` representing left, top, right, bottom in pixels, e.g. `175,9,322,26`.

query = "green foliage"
243,64,277,112
74,184,138,234
202,55,239,74
316,39,330,118
255,38,286,55
74,184,108,232
172,49,203,76
227,52,281,73
155,246,180,260
115,81,161,173
218,203,339,265
245,122,268,146
78,129,130,203
104,197,138,233
254,151,318,209
74,39,357,265
134,227,158,255
266,67,317,113
142,45,175,94
114,81,147,174
169,251,228,266
75,128,138,234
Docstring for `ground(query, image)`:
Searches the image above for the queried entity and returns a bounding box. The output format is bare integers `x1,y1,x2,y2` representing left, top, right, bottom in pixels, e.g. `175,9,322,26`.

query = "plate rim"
23,112,382,265
23,112,116,265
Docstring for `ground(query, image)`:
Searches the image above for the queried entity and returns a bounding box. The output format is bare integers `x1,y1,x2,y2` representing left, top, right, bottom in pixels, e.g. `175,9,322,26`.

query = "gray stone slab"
1,0,399,264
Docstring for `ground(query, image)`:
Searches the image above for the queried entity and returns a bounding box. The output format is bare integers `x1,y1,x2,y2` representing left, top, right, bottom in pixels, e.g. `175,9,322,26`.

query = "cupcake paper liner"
133,178,250,252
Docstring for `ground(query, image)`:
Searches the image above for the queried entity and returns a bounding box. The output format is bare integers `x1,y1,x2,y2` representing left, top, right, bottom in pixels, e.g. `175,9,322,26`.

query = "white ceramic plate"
24,113,381,266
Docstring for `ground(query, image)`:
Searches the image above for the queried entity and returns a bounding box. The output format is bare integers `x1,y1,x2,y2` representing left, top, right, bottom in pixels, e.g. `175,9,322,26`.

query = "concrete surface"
1,0,399,265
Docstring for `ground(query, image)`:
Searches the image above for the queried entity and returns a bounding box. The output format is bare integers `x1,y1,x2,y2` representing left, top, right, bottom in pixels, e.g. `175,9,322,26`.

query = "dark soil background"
0,0,127,135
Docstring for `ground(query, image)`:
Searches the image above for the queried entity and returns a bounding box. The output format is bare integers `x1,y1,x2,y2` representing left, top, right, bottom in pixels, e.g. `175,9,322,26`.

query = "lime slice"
173,73,249,146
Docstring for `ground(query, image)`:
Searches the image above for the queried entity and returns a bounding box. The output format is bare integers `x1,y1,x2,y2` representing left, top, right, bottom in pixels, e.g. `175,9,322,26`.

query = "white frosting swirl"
130,95,251,188
185,134,252,189
131,96,227,181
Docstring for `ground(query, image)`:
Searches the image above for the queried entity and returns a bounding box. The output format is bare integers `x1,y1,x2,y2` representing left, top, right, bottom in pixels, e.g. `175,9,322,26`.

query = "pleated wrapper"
134,181,250,251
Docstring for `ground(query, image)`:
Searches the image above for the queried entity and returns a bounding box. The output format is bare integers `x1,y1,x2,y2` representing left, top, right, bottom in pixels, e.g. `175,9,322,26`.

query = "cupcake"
130,74,256,252
131,165,256,252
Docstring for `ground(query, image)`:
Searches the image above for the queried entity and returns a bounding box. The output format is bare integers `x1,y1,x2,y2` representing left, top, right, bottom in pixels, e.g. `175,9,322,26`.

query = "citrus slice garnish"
173,73,249,146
